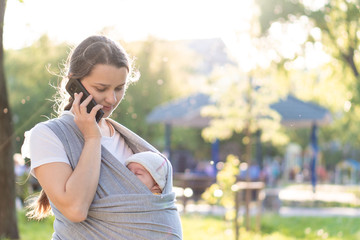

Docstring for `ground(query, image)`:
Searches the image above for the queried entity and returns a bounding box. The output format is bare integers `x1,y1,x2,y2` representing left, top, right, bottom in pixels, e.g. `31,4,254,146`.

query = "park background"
1,0,360,239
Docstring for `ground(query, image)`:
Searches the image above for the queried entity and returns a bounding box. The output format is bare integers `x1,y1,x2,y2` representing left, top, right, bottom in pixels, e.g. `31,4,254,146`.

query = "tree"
5,35,69,153
255,0,360,150
256,0,360,80
201,67,287,145
0,0,19,238
201,65,288,232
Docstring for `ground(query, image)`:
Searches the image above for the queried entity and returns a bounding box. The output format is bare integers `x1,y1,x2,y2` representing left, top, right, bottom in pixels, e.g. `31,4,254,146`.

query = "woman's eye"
115,87,124,91
96,88,106,92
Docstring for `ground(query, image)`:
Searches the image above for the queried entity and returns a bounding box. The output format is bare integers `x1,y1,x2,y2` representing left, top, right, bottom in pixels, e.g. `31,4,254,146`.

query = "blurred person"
14,153,28,177
13,153,30,208
21,35,182,239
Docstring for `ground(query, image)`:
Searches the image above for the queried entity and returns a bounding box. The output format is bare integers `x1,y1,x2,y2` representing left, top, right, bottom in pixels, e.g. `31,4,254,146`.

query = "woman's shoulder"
27,111,73,136
29,121,52,135
21,120,64,161
24,121,60,145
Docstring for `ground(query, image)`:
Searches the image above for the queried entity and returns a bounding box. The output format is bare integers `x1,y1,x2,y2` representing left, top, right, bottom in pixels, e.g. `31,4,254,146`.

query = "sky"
4,0,329,72
4,0,253,50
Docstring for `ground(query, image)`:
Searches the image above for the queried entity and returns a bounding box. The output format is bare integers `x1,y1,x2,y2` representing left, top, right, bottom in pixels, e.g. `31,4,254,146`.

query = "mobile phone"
65,78,104,122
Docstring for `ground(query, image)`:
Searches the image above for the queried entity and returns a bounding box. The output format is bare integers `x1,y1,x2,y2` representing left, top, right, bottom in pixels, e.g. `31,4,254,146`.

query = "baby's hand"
151,184,162,194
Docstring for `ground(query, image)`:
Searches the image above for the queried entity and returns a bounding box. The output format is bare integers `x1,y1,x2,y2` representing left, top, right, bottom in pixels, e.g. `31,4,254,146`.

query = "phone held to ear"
65,79,104,122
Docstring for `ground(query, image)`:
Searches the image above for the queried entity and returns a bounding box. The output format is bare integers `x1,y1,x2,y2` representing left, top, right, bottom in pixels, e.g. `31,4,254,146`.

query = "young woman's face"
81,64,128,118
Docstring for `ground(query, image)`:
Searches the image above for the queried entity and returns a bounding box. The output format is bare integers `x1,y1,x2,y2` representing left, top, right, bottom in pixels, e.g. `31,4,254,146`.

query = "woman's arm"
34,93,104,222
34,137,101,222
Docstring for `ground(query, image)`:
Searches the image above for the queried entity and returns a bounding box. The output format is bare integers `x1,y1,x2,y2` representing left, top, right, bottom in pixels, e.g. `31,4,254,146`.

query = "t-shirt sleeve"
21,122,70,177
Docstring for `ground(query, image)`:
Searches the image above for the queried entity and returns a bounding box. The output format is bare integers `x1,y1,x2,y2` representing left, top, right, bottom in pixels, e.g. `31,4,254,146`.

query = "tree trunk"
244,76,253,231
244,125,252,231
0,0,19,238
341,50,359,79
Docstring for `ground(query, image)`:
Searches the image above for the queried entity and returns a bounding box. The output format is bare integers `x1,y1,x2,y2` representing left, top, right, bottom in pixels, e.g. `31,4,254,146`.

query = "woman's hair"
27,35,139,220
55,35,139,115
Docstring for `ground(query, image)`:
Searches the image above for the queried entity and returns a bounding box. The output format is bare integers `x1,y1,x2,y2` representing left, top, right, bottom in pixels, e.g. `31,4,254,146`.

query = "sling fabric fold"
44,114,182,240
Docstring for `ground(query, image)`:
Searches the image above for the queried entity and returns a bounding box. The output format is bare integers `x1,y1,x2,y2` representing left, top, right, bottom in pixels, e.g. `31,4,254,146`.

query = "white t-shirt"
21,111,133,177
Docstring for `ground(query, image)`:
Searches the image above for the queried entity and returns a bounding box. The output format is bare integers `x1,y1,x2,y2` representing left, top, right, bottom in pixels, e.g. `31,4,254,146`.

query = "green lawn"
11,211,360,240
17,211,54,240
182,213,360,240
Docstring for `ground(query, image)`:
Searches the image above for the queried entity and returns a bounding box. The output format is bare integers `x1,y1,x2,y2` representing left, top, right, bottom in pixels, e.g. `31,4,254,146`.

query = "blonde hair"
26,190,52,220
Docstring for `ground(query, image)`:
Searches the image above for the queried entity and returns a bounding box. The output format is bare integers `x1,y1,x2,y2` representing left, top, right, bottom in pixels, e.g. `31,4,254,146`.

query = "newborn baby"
125,151,168,194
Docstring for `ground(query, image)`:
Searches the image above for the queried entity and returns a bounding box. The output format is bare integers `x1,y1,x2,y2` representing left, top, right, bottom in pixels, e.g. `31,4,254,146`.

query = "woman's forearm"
64,137,102,218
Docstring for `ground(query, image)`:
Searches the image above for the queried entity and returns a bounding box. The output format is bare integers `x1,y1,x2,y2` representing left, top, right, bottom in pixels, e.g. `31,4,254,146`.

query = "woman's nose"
106,91,117,104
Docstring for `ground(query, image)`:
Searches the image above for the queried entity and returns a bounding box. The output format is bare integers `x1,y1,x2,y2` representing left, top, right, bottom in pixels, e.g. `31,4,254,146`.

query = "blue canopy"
147,93,331,181
271,95,331,128
147,93,214,128
147,93,331,128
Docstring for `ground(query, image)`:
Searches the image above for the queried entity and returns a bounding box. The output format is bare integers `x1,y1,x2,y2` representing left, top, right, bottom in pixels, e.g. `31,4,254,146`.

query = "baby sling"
44,114,182,239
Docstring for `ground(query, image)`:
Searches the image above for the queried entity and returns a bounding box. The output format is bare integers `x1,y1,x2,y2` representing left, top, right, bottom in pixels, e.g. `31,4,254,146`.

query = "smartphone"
65,78,104,122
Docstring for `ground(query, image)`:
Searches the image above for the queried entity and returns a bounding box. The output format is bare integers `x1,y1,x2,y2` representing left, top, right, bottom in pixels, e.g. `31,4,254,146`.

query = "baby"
125,151,168,194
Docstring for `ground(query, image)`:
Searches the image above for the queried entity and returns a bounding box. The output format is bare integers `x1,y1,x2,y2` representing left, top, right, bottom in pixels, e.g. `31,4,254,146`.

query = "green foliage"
256,0,360,74
202,154,240,209
112,38,178,143
201,65,289,148
171,126,211,160
256,0,306,34
5,35,69,152
255,0,360,153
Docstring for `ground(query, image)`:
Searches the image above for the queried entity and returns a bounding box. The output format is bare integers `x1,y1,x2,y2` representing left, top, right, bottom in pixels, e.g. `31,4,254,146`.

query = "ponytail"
26,190,52,220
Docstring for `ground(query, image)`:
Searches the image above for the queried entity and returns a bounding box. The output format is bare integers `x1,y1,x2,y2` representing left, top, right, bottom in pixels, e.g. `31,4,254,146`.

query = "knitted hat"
125,151,168,191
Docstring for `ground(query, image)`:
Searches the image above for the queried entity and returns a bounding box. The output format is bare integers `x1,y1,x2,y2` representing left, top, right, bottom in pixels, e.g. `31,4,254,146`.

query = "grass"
182,214,230,239
7,211,360,240
260,214,360,240
182,213,360,240
17,211,54,240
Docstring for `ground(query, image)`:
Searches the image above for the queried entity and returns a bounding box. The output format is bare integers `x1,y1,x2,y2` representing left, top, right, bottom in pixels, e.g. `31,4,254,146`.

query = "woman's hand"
72,92,103,140
35,92,104,222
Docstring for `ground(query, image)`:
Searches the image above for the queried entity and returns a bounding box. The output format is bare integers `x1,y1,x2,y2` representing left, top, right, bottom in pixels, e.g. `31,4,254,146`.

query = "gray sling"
44,114,182,239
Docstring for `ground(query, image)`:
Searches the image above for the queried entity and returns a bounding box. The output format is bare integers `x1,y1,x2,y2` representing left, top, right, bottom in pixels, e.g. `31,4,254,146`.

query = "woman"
22,35,182,239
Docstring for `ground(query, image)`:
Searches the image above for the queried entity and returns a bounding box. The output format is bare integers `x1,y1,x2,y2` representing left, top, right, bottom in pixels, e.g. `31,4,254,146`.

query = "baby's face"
127,162,161,194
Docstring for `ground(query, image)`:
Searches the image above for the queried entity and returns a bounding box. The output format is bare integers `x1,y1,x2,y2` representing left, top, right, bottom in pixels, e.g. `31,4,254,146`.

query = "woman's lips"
103,106,112,111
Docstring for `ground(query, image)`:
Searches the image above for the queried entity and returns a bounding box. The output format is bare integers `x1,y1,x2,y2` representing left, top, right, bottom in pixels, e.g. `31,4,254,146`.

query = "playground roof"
146,93,332,128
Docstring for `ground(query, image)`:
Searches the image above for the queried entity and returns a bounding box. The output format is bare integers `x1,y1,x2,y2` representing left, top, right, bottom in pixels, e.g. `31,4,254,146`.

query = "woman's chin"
105,108,117,118
102,112,111,118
